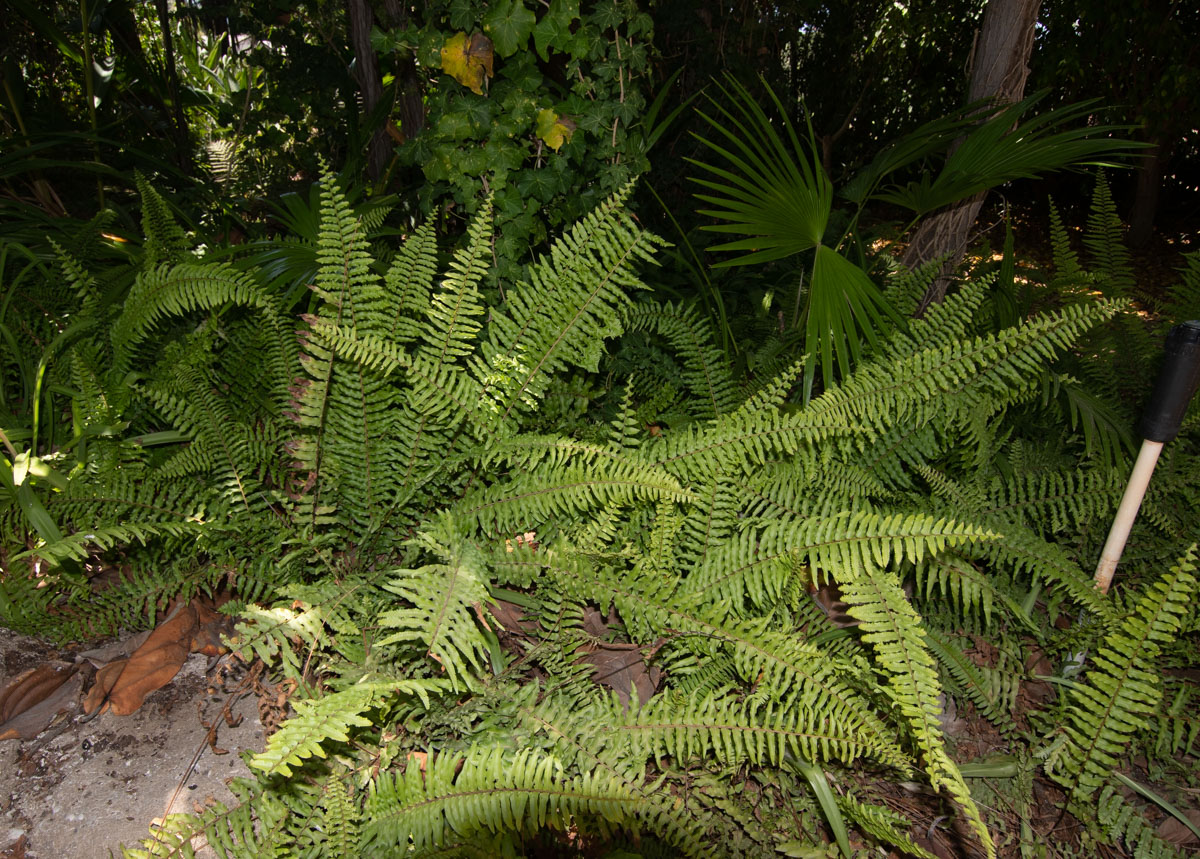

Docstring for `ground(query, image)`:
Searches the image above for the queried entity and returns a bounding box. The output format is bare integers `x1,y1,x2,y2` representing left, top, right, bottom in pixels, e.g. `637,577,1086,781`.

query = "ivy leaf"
483,0,536,58
590,0,627,29
532,0,580,61
536,109,576,151
440,31,494,95
448,0,475,31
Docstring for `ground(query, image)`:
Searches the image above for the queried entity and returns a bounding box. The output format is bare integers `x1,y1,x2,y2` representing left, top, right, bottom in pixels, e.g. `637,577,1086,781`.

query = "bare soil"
0,628,264,859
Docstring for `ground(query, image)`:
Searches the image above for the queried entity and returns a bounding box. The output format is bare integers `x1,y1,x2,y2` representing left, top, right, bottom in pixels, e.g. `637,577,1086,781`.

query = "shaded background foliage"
3,0,1196,247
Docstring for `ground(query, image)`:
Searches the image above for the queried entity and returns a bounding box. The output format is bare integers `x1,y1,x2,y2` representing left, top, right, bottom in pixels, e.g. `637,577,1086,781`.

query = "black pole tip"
1139,321,1200,443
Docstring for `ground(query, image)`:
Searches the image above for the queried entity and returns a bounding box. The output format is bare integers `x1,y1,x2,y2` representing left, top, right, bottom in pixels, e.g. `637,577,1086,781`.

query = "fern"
361,746,656,855
625,300,741,420
1046,546,1199,803
10,169,1192,859
1095,785,1188,859
1083,173,1135,298
377,518,494,690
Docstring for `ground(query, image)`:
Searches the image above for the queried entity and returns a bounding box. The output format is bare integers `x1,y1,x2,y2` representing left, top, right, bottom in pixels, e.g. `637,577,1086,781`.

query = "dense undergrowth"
1,172,1198,858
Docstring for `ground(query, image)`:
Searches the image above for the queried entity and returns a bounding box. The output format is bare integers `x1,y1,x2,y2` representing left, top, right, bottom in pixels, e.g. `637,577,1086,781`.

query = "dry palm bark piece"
0,663,84,741
83,600,198,716
1,594,236,738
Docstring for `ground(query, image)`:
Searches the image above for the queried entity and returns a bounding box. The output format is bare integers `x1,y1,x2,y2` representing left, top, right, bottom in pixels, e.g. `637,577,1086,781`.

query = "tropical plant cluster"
1,163,1198,857
2,2,1200,857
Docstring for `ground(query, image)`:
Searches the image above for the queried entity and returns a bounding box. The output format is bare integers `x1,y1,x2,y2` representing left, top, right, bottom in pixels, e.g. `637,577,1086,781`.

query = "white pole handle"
1092,439,1163,595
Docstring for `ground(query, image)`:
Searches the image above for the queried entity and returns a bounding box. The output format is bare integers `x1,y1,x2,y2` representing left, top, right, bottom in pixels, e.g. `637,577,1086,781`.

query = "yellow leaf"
535,108,576,151
440,31,494,95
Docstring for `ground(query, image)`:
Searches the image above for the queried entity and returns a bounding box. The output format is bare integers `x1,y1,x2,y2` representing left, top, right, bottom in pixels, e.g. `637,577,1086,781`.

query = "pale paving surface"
0,628,263,858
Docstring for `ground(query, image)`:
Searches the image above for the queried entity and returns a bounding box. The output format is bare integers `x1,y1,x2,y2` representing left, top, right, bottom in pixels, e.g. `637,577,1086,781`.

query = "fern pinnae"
376,521,493,691
503,548,912,771
362,746,655,855
924,628,1018,733
1047,546,1199,804
420,197,491,365
249,684,377,778
683,511,993,608
625,300,740,419
384,220,438,343
834,559,996,857
454,459,694,535
475,185,664,425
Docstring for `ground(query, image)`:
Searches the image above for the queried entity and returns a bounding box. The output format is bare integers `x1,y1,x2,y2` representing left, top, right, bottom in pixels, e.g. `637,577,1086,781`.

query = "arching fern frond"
625,300,740,420
377,517,493,690
834,557,995,858
472,183,665,430
1046,546,1198,804
361,746,658,855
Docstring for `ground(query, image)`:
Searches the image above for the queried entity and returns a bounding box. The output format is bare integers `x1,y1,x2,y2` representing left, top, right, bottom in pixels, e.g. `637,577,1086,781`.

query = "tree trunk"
346,0,391,182
379,0,425,142
154,0,192,173
903,0,1040,315
1128,141,1163,251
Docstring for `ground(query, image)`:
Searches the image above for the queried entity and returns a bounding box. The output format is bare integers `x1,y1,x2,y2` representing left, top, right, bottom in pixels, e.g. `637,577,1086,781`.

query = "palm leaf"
688,76,830,264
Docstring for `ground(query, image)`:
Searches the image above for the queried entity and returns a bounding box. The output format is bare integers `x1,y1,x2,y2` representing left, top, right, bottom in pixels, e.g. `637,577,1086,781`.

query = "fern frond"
625,300,740,420
313,173,380,306
806,300,1117,436
615,689,887,771
1095,785,1188,859
250,684,377,778
834,558,995,857
965,518,1112,618
362,746,653,854
124,778,292,858
419,198,491,364
1048,198,1083,284
1047,546,1198,803
1147,682,1200,759
684,511,993,611
135,173,190,269
911,551,1030,629
378,518,493,690
455,458,693,535
982,466,1124,535
111,263,282,371
925,628,1018,733
495,546,912,771
1084,173,1135,298
384,221,438,343
472,184,664,430
302,322,483,423
835,793,936,859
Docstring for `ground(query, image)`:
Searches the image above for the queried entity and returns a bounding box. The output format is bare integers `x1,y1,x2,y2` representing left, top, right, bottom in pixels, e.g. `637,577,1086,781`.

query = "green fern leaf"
378,518,493,690
250,685,376,778
1048,546,1198,803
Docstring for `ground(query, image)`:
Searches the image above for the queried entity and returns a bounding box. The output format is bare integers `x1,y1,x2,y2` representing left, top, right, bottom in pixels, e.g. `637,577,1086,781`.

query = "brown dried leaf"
78,629,152,667
576,610,661,706
92,601,198,716
0,667,83,741
577,642,661,707
83,659,126,715
0,663,76,724
489,600,539,637
191,597,234,657
1157,808,1200,846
